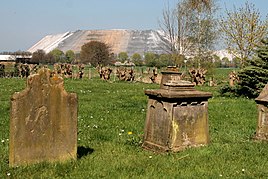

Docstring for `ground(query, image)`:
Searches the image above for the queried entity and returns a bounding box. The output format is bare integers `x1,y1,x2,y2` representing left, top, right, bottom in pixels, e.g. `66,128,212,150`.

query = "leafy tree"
49,49,64,62
188,0,212,10
144,53,176,68
131,53,143,66
220,2,268,68
65,50,75,63
172,54,186,67
80,41,112,66
31,49,46,64
237,38,268,98
118,52,128,62
144,53,158,67
222,57,230,68
232,57,241,68
212,54,221,68
159,54,175,67
45,53,55,64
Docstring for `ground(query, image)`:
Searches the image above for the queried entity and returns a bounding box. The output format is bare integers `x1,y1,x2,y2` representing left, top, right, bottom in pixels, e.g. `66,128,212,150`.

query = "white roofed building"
0,55,16,62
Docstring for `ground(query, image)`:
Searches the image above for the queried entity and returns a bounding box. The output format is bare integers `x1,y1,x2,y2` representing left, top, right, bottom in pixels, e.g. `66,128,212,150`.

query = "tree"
237,38,268,98
144,53,158,67
188,0,212,11
212,54,221,68
220,2,268,68
159,0,218,59
80,41,112,66
49,49,64,63
232,57,241,68
65,50,75,63
159,1,194,55
118,52,128,62
159,54,175,67
31,49,46,64
187,0,216,54
45,53,55,64
131,53,143,66
222,57,230,68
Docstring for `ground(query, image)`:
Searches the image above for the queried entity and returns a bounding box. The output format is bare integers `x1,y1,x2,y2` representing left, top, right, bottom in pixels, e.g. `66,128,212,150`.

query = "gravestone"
143,70,212,152
255,84,268,140
9,68,77,167
229,71,238,87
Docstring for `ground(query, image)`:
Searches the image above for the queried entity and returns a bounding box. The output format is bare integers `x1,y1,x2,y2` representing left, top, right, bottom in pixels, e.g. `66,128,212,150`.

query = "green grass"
1,72,268,178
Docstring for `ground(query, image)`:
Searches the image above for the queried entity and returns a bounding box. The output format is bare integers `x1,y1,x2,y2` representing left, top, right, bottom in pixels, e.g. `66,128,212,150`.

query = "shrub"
219,84,239,97
236,38,268,98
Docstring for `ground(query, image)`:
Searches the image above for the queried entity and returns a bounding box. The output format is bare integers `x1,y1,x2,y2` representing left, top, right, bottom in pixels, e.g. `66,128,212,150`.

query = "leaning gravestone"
255,83,268,140
9,68,77,167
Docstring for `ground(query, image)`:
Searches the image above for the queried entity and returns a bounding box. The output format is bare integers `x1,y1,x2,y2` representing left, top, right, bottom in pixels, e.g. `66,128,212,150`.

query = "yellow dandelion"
128,131,133,135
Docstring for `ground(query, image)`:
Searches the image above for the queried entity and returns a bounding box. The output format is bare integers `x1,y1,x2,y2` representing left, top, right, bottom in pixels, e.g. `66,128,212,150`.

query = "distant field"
1,69,267,178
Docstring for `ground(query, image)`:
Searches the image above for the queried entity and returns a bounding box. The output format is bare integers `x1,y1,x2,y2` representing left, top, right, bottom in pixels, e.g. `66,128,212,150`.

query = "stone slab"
9,68,77,167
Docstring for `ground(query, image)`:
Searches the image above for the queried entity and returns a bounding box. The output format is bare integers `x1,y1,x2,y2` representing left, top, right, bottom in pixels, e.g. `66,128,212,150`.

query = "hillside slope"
28,29,171,55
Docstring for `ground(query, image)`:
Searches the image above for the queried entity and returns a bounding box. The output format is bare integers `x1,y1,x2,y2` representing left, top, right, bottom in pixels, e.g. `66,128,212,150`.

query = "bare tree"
159,1,194,56
220,2,268,67
159,0,218,60
186,0,218,59
159,3,176,53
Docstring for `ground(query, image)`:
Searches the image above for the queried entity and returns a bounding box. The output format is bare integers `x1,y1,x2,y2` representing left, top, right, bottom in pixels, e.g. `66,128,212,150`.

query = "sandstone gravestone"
9,68,77,167
143,70,212,152
255,83,268,140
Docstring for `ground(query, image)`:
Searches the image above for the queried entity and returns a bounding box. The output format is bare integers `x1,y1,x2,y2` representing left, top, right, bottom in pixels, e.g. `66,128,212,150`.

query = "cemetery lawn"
1,74,268,178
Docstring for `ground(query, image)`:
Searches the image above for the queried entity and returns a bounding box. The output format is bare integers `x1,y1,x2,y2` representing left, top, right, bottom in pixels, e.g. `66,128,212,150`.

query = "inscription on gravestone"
9,68,77,167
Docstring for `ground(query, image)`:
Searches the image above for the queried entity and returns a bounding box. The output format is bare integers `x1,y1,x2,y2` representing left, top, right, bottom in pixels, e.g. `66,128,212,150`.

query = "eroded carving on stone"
9,68,77,167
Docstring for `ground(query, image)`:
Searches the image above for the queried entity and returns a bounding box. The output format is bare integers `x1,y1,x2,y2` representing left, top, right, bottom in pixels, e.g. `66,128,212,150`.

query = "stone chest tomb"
142,70,212,152
9,68,77,167
255,84,268,140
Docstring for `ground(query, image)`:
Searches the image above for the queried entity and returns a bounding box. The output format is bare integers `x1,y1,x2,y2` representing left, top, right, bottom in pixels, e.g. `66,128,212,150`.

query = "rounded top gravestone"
9,68,78,167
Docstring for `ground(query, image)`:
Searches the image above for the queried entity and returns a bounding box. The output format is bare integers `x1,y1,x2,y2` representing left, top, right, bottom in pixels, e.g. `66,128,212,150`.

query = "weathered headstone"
143,70,212,152
229,71,238,87
9,68,77,167
255,84,268,140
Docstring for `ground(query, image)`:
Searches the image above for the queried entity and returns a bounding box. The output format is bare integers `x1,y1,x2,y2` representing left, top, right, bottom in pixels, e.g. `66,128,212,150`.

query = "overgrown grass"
1,72,268,178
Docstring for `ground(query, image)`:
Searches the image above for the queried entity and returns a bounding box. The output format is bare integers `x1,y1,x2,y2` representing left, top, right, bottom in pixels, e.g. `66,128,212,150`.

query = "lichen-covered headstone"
9,68,77,167
255,83,268,140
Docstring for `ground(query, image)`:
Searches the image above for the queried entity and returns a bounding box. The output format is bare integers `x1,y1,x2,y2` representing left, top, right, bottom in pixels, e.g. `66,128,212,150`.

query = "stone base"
254,133,268,141
142,141,169,153
142,141,207,153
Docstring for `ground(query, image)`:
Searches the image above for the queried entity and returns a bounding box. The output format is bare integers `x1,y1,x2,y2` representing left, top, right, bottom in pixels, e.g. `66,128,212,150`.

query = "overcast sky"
0,0,267,52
